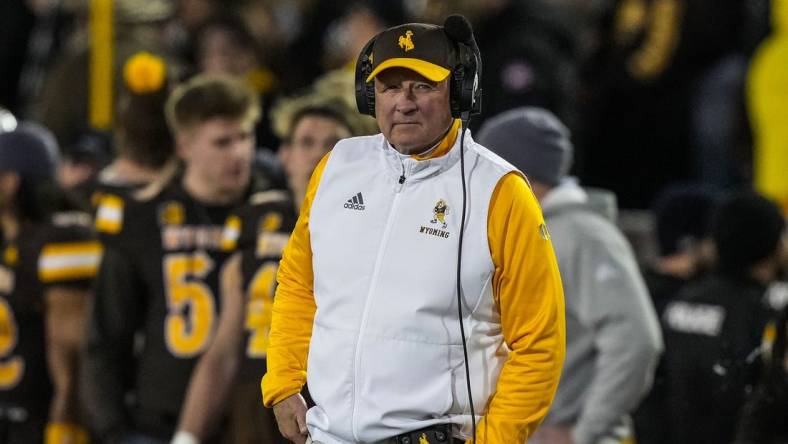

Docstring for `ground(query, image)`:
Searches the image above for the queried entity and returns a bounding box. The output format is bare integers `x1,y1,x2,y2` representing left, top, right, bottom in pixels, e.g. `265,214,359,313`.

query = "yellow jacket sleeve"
474,172,566,443
261,153,330,407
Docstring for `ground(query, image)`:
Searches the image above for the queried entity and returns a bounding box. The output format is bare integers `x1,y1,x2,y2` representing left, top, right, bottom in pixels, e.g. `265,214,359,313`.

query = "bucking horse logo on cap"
398,30,414,51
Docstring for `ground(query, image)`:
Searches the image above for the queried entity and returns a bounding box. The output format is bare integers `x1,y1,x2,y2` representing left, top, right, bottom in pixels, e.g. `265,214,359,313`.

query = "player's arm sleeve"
570,233,663,444
81,240,143,440
38,225,99,443
261,153,330,407
474,172,566,444
94,193,125,236
38,225,102,289
176,253,245,439
44,286,91,444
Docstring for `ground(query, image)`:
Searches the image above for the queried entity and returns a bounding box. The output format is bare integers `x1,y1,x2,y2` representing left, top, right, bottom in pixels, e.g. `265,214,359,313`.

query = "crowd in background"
0,0,787,443
2,0,787,211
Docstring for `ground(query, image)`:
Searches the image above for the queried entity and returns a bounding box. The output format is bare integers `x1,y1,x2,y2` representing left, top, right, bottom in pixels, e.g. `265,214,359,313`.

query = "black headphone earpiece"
449,39,482,120
355,35,379,118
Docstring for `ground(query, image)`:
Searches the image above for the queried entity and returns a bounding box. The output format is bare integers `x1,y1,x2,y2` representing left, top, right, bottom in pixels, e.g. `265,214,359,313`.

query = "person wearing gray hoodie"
478,107,663,444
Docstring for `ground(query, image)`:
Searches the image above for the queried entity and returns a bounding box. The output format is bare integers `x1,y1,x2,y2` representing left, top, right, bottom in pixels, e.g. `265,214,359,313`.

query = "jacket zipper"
350,161,409,440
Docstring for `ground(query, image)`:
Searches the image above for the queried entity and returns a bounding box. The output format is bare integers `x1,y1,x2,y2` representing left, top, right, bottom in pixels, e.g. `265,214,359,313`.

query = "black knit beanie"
0,123,58,181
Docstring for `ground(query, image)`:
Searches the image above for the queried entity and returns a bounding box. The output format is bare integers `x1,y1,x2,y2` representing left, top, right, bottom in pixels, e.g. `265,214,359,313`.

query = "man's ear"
0,172,20,201
175,131,192,161
277,143,291,165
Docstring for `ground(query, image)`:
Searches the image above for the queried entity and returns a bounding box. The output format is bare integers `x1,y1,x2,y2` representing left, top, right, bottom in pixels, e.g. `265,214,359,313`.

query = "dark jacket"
734,306,788,444
662,272,771,444
633,267,694,444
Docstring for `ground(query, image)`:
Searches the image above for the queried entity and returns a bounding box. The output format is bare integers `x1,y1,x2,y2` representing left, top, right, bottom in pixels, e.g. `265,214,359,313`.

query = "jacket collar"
380,119,469,183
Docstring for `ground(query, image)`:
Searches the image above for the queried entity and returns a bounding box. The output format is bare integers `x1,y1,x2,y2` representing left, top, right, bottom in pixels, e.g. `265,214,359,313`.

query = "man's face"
279,115,351,191
177,117,255,199
374,67,453,154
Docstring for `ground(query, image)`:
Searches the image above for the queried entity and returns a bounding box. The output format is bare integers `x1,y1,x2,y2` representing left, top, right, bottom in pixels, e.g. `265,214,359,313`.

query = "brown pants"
222,381,287,444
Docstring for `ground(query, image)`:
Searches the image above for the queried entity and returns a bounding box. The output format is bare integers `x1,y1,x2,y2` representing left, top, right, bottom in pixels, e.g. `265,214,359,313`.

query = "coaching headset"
354,15,482,121
354,14,483,441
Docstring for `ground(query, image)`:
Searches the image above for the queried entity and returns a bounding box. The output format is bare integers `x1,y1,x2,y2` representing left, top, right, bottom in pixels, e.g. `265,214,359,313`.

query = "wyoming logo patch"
431,199,449,229
419,199,450,239
398,30,415,51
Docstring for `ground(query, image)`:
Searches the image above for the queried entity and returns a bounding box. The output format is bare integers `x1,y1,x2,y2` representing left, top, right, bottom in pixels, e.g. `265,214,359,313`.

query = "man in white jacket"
478,107,663,444
263,19,566,444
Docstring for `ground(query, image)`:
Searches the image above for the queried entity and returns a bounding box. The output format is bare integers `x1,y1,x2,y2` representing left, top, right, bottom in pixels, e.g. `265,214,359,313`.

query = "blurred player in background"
172,95,366,444
82,74,271,444
91,52,175,239
0,125,100,444
663,191,786,443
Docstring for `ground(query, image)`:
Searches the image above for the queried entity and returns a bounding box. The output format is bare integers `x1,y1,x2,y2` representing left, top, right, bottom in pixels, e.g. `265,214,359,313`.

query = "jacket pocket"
355,336,454,430
306,322,357,440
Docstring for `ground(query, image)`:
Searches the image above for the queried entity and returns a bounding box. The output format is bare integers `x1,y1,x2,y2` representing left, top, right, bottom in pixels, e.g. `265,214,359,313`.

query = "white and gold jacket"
263,121,566,444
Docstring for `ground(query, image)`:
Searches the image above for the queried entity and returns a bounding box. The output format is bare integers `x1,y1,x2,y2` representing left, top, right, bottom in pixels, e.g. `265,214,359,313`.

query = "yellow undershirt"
411,119,462,160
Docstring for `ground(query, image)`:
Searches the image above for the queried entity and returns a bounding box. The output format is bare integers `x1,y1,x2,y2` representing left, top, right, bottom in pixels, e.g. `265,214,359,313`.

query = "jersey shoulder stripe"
95,193,124,234
38,241,103,283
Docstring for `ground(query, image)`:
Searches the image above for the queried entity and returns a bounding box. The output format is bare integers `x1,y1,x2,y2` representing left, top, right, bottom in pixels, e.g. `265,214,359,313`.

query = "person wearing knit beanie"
479,107,662,444
0,123,97,444
0,123,64,223
0,123,59,181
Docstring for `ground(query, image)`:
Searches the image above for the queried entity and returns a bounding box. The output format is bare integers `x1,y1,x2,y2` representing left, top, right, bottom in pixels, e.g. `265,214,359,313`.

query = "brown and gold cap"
366,23,456,83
